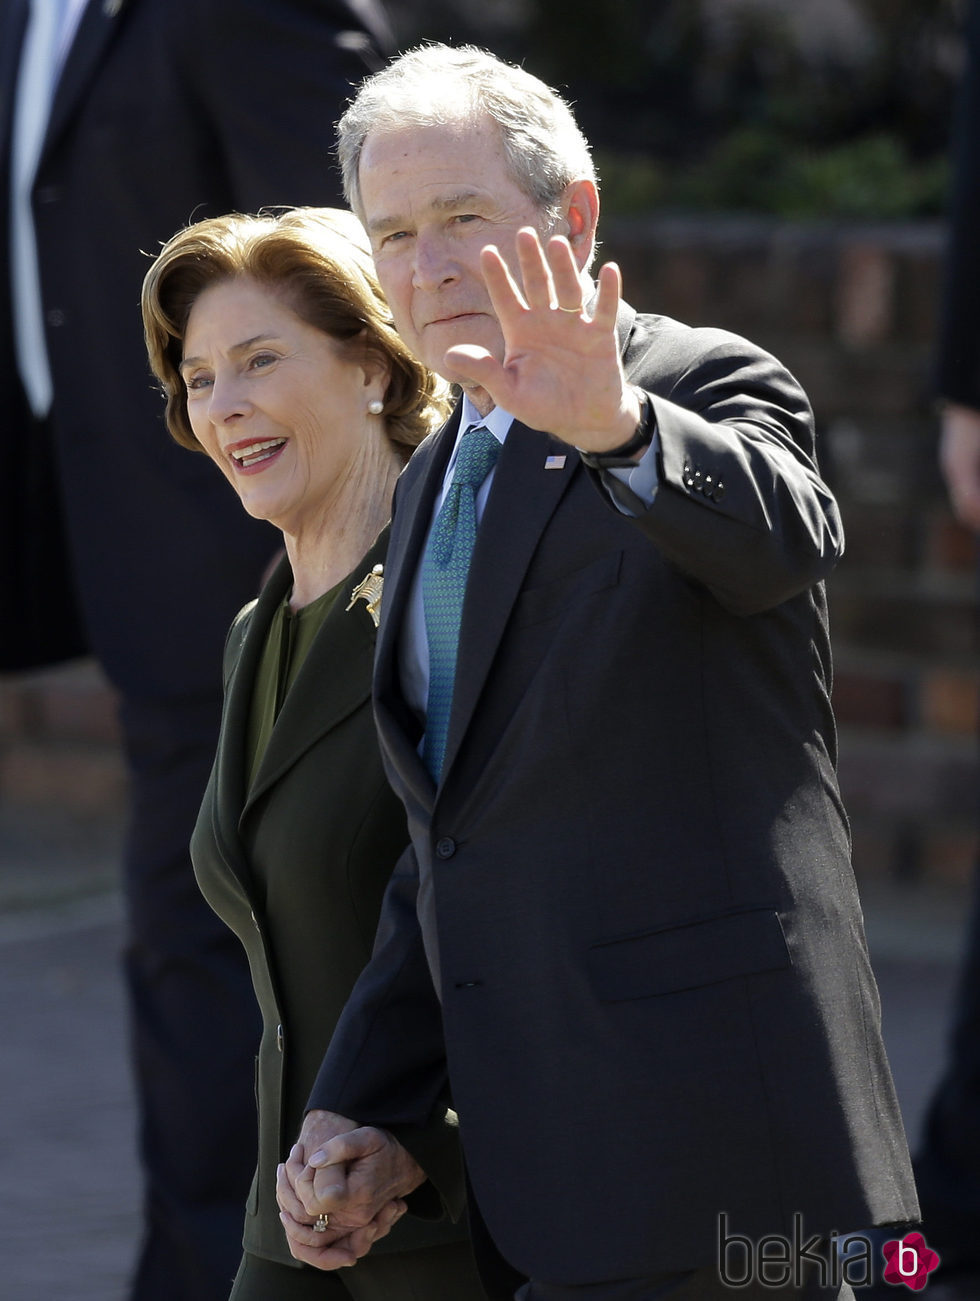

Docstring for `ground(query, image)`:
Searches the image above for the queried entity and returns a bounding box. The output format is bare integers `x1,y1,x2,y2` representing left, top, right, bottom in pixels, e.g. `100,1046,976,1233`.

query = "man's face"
358,116,554,393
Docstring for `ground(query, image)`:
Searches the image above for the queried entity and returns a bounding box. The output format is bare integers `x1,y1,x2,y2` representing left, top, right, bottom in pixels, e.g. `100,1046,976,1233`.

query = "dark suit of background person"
0,2,391,1297
191,534,483,1299
914,1,980,1291
311,298,920,1291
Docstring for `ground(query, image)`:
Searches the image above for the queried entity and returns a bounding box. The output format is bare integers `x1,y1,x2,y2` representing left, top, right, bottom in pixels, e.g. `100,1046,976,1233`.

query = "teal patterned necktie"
421,425,501,781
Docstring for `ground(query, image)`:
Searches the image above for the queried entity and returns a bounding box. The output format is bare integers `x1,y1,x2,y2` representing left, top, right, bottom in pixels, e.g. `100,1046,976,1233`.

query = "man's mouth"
426,310,483,326
229,438,286,470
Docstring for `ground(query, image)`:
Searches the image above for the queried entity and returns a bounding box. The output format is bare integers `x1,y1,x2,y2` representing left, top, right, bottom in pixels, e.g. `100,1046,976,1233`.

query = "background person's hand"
939,402,980,531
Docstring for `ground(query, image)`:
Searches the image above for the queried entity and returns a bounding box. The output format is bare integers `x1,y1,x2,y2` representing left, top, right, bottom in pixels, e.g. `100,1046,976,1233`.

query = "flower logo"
881,1233,940,1290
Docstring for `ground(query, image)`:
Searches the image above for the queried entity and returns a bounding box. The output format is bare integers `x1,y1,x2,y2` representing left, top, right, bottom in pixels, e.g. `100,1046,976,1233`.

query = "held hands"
446,228,641,452
277,1109,423,1270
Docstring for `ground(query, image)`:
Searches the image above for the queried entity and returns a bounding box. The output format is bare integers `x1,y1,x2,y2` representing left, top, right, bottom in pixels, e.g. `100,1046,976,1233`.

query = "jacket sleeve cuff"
386,1103,466,1222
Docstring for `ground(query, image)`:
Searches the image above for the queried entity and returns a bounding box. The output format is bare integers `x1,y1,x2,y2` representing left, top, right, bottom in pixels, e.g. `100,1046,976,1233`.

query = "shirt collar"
458,393,515,445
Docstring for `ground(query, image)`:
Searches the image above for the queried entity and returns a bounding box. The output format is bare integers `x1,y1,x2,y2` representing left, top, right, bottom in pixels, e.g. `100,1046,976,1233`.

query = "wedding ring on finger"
557,304,582,313
313,1213,330,1233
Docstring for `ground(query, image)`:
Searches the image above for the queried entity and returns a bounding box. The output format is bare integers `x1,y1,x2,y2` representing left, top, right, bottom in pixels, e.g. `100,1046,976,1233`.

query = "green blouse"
245,580,342,790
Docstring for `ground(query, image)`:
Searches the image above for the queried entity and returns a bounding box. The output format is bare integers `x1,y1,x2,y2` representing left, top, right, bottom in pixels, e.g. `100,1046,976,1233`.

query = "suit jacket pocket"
587,907,789,1002
510,550,623,631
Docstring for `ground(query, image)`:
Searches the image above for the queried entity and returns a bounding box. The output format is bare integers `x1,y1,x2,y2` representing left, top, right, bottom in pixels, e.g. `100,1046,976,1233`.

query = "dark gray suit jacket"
311,302,919,1282
937,0,980,406
0,0,389,686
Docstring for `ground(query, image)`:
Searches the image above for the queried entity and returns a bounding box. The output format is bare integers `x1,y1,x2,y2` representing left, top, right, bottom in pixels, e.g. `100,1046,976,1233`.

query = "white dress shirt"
10,0,89,417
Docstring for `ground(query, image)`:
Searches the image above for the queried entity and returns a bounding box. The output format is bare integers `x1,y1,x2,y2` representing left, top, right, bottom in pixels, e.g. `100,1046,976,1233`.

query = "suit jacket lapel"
42,0,121,162
204,558,288,889
615,298,639,369
242,534,387,816
0,0,28,166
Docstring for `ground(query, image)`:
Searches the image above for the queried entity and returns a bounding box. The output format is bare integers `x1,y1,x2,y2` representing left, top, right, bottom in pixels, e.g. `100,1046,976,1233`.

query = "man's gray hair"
337,44,597,225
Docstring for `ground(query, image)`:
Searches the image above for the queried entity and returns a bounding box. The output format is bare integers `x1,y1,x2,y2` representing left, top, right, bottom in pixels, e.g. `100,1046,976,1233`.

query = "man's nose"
412,232,459,291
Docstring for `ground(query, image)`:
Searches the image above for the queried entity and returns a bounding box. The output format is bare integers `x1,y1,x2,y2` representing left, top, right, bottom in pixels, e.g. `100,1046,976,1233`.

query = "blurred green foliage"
596,130,950,219
401,0,966,218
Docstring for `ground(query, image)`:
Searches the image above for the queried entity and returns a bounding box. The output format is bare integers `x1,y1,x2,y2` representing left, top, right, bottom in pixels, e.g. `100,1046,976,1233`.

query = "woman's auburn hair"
141,206,451,457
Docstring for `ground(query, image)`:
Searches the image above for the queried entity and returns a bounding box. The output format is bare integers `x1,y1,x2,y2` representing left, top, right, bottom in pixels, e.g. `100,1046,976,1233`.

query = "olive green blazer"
191,530,466,1267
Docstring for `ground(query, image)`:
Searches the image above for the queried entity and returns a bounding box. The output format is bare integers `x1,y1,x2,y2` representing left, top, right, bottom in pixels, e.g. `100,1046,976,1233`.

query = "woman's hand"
276,1150,406,1269
276,1109,418,1270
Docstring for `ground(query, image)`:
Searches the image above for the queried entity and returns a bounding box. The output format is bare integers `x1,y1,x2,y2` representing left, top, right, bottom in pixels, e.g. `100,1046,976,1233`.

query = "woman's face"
181,277,386,537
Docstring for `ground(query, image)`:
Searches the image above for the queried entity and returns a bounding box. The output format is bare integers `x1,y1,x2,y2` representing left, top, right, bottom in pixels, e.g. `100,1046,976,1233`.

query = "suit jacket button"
436,837,456,859
713,482,726,501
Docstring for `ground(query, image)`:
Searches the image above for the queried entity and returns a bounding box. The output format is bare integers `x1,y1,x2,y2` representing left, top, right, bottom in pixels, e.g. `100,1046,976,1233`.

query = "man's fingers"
481,242,529,320
592,260,623,328
543,232,585,309
295,1164,341,1217
308,1126,385,1168
311,1163,352,1210
515,227,558,308
341,1200,408,1257
442,344,500,393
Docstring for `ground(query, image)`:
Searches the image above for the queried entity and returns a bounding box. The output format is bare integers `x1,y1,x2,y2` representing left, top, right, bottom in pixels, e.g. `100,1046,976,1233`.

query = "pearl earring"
367,399,384,415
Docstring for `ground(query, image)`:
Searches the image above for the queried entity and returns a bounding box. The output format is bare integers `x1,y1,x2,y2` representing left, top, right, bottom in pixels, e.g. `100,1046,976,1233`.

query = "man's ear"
562,179,599,271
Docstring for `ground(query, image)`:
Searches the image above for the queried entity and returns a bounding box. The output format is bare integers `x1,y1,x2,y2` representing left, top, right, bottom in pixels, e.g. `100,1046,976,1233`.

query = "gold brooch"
346,563,384,628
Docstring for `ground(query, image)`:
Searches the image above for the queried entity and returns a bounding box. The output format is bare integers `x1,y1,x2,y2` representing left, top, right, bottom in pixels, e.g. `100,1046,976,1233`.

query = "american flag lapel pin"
346,563,384,628
544,454,567,470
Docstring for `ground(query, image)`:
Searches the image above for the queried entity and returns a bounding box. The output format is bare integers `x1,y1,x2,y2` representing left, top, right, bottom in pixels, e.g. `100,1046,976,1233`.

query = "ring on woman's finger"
557,305,582,313
313,1213,330,1232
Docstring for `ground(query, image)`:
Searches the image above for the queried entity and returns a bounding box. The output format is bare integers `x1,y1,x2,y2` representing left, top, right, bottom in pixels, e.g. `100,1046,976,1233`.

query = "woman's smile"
227,436,288,472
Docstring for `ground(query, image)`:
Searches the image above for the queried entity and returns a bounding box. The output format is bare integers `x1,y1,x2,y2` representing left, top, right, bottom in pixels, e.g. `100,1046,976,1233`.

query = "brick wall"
607,214,978,888
1,217,976,887
0,659,125,823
